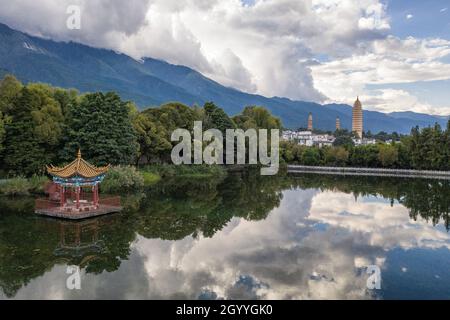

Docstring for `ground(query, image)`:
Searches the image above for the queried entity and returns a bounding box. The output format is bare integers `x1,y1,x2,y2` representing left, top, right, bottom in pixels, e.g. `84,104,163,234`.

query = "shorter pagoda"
35,150,121,219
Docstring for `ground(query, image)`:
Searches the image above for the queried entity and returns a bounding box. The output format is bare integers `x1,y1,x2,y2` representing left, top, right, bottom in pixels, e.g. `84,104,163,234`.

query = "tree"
280,141,295,163
28,84,64,146
0,75,22,114
61,92,139,166
132,102,201,164
409,126,422,169
133,112,172,164
408,123,448,170
52,87,79,116
333,129,356,149
301,148,321,166
0,111,5,156
429,123,446,170
333,135,354,149
324,147,349,166
395,140,411,169
378,144,398,168
3,85,64,175
350,145,380,167
233,106,282,130
157,102,199,130
446,120,450,170
203,102,236,133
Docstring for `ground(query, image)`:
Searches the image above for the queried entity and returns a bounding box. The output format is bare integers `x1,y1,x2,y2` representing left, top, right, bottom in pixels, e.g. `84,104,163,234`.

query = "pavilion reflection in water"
35,150,122,219
54,219,105,266
48,215,121,268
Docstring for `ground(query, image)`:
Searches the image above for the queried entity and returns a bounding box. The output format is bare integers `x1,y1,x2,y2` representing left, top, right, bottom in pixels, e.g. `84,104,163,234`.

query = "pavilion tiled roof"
47,150,110,179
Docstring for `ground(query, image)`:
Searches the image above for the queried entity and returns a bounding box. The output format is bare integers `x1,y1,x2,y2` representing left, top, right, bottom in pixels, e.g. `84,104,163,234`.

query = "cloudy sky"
0,0,450,115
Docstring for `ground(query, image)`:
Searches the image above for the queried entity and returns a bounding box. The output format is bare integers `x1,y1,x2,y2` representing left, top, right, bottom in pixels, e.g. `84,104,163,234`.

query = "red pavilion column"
95,184,99,206
59,185,63,207
76,186,80,209
60,186,65,207
92,185,96,206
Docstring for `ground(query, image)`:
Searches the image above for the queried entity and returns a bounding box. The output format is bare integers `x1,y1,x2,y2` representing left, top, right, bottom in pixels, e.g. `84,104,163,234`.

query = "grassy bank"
0,165,228,196
141,164,227,179
0,176,49,196
100,164,226,194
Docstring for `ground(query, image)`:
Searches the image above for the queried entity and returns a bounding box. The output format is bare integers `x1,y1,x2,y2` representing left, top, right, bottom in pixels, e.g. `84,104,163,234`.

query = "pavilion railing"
35,196,121,211
35,199,61,211
98,196,121,207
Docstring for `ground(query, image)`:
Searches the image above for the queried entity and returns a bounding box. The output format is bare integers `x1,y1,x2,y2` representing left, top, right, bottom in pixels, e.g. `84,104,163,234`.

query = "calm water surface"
0,172,449,299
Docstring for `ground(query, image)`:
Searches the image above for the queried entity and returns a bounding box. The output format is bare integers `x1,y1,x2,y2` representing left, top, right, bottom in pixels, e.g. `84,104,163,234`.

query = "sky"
0,0,449,115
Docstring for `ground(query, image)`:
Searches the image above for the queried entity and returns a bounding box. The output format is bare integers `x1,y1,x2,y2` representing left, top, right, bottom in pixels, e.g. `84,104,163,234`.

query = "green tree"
280,141,295,163
429,123,446,170
133,112,172,164
150,102,199,132
203,102,236,133
378,144,398,167
333,135,355,148
233,106,282,130
350,145,380,167
301,147,321,165
0,75,22,114
61,92,139,166
395,140,411,169
3,85,64,175
133,102,200,164
52,87,79,116
446,120,450,170
0,111,5,155
324,147,349,166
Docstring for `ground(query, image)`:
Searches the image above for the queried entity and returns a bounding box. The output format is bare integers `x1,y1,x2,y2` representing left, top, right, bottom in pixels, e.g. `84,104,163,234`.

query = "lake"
0,172,449,299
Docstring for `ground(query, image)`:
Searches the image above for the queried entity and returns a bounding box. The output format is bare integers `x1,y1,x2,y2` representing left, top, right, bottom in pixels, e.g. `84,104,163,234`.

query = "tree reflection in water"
289,174,450,230
0,171,448,298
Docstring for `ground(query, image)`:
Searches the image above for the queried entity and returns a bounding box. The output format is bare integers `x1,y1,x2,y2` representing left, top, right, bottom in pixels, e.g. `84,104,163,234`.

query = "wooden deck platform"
35,205,123,220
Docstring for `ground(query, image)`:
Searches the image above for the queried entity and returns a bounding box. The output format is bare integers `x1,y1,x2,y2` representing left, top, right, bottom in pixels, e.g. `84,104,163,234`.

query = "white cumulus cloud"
0,0,449,114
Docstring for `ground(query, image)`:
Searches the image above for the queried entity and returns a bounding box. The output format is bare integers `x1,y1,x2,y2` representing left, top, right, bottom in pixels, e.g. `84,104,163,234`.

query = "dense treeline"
281,122,450,170
0,75,281,177
1,74,449,176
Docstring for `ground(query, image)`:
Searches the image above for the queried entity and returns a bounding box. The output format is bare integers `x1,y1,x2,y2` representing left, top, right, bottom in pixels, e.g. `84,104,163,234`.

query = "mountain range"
0,22,448,133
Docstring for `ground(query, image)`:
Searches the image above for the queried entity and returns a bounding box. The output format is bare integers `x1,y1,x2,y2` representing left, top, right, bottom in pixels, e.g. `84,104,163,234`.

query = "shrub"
101,166,145,194
301,148,321,166
28,175,50,194
142,171,161,186
0,177,30,196
378,144,399,168
324,147,349,166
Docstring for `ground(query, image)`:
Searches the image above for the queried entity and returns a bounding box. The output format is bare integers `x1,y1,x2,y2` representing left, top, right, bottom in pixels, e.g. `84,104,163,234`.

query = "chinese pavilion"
35,150,121,219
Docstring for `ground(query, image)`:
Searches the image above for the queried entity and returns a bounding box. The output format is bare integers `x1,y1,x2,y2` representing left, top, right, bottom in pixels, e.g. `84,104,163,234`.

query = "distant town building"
282,129,377,148
336,117,341,130
353,138,376,146
282,130,334,148
307,112,313,131
352,97,363,138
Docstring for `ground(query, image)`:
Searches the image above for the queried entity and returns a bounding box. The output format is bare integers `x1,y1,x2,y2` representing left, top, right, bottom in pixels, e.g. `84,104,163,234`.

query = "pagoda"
352,97,363,138
307,112,313,131
35,150,121,219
